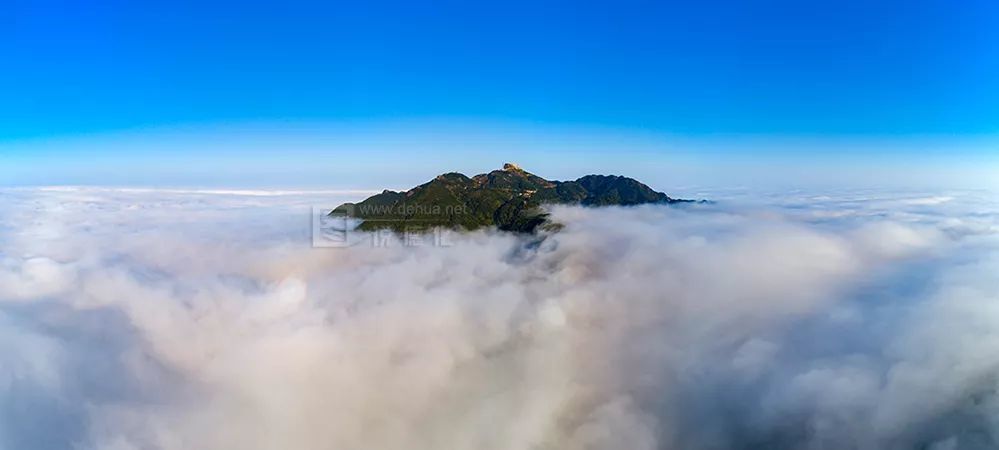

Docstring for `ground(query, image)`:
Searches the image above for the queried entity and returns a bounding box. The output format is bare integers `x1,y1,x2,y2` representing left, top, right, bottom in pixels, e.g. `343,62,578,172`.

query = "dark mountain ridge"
331,163,694,233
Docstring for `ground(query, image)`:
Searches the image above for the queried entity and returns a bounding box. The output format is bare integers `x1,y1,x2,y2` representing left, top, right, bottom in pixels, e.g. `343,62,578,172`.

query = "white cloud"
0,257,76,301
0,187,997,449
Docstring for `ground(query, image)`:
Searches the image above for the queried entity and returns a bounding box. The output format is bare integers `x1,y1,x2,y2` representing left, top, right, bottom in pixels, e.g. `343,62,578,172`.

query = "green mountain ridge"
331,163,694,233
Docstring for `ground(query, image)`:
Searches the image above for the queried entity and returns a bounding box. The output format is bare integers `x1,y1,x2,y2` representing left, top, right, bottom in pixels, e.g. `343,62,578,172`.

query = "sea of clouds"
0,186,997,450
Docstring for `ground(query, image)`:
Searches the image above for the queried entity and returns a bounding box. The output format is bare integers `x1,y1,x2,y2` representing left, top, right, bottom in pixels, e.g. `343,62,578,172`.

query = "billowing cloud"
0,186,997,450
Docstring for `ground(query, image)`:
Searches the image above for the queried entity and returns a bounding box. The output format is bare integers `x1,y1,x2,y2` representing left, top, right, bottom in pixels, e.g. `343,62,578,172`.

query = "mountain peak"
332,165,693,233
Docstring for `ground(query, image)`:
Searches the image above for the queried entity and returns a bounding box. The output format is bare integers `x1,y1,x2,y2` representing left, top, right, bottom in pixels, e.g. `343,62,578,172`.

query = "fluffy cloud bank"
0,187,997,450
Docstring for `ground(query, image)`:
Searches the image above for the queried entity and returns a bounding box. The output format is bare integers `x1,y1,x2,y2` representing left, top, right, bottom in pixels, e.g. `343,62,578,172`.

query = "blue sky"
2,0,998,188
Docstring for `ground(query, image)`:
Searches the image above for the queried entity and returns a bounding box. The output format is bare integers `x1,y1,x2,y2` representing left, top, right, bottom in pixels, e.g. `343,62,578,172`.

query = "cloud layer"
0,187,997,450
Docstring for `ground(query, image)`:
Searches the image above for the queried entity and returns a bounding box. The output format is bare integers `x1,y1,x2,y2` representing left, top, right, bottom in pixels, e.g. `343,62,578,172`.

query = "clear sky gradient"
2,0,998,188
